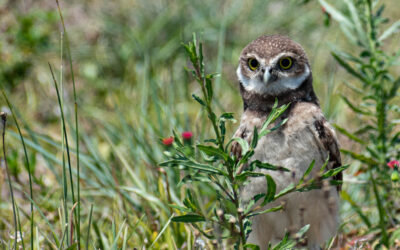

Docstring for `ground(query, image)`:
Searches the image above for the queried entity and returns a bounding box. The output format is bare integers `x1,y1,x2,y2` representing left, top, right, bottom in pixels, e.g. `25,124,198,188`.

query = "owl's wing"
313,118,342,191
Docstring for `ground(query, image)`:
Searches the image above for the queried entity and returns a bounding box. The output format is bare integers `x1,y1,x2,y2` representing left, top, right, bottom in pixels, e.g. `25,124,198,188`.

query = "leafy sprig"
320,0,400,246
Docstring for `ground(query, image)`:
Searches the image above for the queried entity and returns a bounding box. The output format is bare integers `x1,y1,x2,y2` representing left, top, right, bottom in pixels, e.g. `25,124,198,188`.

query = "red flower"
162,136,174,146
387,160,399,169
182,131,193,140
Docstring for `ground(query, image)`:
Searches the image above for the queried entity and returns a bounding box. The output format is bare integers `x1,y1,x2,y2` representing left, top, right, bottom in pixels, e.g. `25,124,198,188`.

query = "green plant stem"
376,91,388,163
15,205,25,249
370,171,388,246
49,63,77,245
86,204,94,250
1,113,18,250
366,0,376,53
2,90,34,249
55,1,81,247
232,186,245,247
194,62,223,150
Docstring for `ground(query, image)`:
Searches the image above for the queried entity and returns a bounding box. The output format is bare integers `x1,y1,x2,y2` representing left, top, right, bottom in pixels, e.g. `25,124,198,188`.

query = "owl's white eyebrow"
268,52,295,65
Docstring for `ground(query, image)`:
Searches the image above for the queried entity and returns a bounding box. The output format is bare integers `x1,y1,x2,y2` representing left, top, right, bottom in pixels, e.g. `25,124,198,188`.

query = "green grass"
0,0,399,249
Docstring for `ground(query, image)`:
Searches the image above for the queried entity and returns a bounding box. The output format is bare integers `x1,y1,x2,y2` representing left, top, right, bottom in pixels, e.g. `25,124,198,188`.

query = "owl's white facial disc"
237,52,311,96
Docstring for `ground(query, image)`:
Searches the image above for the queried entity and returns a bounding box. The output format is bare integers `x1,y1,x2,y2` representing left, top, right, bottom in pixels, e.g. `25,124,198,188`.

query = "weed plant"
320,0,400,247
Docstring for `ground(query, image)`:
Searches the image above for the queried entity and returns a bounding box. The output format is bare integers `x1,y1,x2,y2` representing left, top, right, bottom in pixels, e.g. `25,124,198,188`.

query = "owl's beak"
262,67,271,84
262,66,277,84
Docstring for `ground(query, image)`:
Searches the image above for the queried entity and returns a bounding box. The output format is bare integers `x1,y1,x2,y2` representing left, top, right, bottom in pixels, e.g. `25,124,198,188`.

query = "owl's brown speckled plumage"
233,35,341,249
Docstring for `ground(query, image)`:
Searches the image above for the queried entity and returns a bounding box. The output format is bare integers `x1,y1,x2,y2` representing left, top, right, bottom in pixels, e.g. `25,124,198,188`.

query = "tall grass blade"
149,213,175,248
48,63,77,246
1,113,18,250
85,204,94,250
1,90,34,249
55,1,81,247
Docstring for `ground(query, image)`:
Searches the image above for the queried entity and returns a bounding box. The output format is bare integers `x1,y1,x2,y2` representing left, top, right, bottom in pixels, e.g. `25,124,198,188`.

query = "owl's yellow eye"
279,57,293,70
248,58,259,71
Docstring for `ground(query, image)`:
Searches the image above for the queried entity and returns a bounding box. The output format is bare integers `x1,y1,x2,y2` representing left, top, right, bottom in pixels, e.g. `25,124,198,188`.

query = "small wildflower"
162,136,174,146
387,160,399,169
182,131,193,140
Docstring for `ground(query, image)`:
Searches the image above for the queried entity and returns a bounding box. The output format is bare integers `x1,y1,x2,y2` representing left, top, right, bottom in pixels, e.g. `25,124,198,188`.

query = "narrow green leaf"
339,22,358,45
244,243,260,250
332,53,369,84
322,165,349,179
274,183,295,199
333,124,366,144
320,155,330,173
269,118,288,133
236,171,264,183
192,94,206,106
328,45,363,64
340,149,378,165
319,0,353,28
199,41,204,77
379,20,400,42
172,130,183,147
171,214,205,223
264,175,276,203
251,160,290,172
168,204,192,213
248,205,283,218
110,221,126,250
343,80,364,94
197,144,228,161
390,131,400,146
159,159,221,174
341,95,372,116
344,0,368,46
251,127,258,149
183,190,198,211
296,224,310,237
205,77,213,103
149,214,174,248
244,194,265,215
299,160,315,185
388,77,400,98
220,112,235,121
238,150,255,166
260,103,290,137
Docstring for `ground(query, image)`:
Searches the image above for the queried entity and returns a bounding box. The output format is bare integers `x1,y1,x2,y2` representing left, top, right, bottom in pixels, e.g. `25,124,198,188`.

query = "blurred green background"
0,0,399,248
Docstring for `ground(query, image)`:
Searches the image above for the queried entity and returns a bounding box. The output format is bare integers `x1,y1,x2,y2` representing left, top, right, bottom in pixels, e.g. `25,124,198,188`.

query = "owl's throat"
239,74,319,114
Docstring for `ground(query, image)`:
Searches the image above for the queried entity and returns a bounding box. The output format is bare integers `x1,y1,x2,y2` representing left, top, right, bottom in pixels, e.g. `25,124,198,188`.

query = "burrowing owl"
232,35,341,249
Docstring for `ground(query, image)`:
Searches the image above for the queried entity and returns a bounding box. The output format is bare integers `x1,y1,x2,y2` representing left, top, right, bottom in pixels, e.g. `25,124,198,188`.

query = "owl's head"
237,35,312,97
